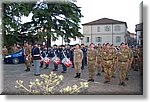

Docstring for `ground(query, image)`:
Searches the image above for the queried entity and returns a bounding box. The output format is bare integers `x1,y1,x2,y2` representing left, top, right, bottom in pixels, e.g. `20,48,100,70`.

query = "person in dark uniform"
81,44,87,70
70,45,75,68
40,48,45,68
40,48,49,69
52,45,59,71
60,45,70,73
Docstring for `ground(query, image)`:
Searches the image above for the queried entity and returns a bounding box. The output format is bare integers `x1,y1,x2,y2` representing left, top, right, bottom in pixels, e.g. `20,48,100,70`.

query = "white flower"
80,82,89,87
72,85,78,89
15,85,18,88
35,79,40,82
59,75,64,80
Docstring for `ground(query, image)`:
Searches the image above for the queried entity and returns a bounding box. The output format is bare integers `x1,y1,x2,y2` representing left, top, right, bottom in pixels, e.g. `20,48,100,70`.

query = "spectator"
12,44,18,53
2,46,8,57
32,43,41,76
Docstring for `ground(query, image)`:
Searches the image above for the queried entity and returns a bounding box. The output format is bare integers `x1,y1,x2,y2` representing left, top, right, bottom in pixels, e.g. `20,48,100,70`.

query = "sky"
21,0,143,45
76,0,142,33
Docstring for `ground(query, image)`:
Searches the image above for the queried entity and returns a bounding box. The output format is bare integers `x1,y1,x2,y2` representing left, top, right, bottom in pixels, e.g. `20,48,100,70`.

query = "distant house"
135,23,143,46
125,31,136,46
81,18,128,46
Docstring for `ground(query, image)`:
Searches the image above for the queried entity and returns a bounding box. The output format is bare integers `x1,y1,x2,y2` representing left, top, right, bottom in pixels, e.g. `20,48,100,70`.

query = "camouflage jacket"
97,47,102,62
101,48,115,61
87,48,97,61
117,48,130,62
24,47,31,56
74,49,83,62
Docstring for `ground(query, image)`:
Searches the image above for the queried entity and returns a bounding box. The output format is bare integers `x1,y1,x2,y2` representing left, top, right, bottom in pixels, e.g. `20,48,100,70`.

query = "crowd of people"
2,42,143,86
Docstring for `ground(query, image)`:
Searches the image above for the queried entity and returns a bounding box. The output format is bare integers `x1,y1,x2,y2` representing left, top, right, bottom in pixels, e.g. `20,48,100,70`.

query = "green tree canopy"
2,0,83,46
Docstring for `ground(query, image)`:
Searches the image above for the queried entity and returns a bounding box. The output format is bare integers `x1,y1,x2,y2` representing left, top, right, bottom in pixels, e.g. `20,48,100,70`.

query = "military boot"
104,81,110,84
122,82,126,86
87,79,92,82
87,79,94,82
74,73,78,78
25,67,30,72
119,82,126,86
78,73,81,78
96,73,101,76
91,79,94,82
125,77,129,80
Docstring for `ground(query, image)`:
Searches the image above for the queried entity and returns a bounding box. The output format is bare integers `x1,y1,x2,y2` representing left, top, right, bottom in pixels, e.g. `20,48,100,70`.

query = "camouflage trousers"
111,61,117,77
87,60,96,80
132,57,140,70
126,59,132,77
103,60,113,81
25,56,31,68
74,62,82,73
97,61,102,73
140,58,143,75
128,59,132,70
118,62,128,83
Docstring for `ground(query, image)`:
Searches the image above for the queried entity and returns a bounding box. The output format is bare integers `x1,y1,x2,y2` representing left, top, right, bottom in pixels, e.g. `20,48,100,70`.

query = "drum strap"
54,50,57,57
62,51,67,58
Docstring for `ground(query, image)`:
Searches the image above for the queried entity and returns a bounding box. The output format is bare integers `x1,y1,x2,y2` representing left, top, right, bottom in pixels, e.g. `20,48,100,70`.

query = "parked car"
4,49,24,64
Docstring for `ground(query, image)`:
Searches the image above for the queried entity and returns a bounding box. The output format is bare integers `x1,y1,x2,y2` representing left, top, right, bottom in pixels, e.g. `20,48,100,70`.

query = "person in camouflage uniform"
74,44,83,78
135,46,143,73
24,43,32,72
101,43,106,73
125,43,133,80
12,44,18,53
101,43,115,84
132,46,140,71
87,43,97,82
139,46,143,75
117,43,130,86
110,44,117,78
96,44,102,76
2,46,8,57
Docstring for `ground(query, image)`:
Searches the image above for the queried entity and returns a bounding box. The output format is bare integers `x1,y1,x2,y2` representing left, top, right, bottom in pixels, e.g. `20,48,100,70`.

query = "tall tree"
2,1,83,46
2,2,34,45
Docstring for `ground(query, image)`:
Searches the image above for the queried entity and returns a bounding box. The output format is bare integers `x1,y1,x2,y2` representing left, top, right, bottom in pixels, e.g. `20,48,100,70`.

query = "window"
115,26,121,31
86,37,89,43
105,26,111,31
116,36,121,43
96,37,102,42
97,26,100,32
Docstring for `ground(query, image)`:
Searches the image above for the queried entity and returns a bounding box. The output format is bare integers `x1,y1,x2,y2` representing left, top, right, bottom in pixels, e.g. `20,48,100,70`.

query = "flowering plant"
15,72,88,95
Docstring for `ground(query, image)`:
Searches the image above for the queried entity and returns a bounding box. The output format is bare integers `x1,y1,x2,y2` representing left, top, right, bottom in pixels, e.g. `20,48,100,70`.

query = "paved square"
2,62,142,95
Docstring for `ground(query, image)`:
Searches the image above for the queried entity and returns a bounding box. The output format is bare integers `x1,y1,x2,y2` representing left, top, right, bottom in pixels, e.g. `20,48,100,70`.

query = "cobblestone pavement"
2,62,143,95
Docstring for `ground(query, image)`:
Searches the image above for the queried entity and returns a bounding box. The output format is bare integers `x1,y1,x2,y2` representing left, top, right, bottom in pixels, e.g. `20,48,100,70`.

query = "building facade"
125,31,137,46
135,23,143,46
81,18,128,46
